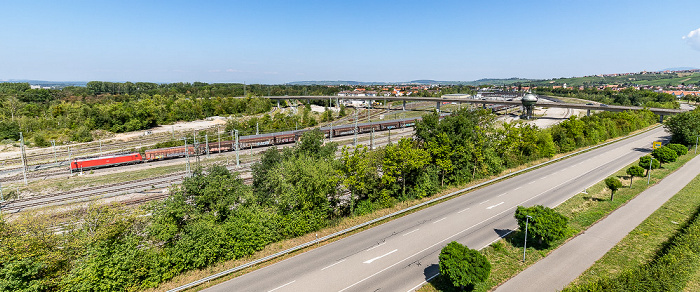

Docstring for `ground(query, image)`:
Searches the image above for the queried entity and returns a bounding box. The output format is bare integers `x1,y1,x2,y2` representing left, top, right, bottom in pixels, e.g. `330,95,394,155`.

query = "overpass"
261,95,686,121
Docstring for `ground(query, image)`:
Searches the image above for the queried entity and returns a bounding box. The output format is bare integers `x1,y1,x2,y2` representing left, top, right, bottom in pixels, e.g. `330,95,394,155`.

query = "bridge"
261,95,686,121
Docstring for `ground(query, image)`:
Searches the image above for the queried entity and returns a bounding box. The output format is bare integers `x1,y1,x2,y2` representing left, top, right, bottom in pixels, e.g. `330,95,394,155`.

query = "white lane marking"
402,229,419,237
363,249,398,264
458,207,470,214
321,259,346,271
366,242,386,251
479,200,489,205
486,202,505,210
528,180,536,184
340,205,519,292
513,186,522,191
268,280,295,292
433,217,447,224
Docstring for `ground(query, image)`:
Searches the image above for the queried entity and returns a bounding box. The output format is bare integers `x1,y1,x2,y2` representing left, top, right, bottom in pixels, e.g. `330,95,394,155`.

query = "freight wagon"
144,145,197,161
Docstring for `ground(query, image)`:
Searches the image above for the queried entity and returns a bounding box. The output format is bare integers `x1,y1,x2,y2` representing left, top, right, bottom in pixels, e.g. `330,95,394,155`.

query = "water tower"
521,93,538,119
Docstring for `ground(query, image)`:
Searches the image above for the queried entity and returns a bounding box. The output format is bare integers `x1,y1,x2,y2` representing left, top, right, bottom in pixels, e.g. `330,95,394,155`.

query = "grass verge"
564,166,700,290
419,148,698,292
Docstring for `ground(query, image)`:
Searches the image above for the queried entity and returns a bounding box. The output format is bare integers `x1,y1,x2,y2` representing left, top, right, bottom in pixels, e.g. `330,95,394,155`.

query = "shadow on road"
423,263,439,281
494,228,513,238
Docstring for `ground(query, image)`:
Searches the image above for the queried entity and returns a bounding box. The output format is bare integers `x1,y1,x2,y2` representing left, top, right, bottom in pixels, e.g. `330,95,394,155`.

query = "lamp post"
647,157,654,185
523,215,532,262
695,135,699,154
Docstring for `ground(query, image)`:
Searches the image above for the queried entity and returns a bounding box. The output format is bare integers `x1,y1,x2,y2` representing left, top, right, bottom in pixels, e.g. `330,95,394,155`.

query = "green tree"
605,177,622,200
438,241,491,290
295,129,336,159
339,145,374,215
425,132,454,186
638,155,660,176
514,205,568,246
626,165,645,187
651,146,678,163
664,109,700,145
383,138,430,198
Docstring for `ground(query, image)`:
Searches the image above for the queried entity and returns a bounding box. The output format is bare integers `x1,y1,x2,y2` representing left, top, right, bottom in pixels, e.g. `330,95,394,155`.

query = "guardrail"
167,125,662,292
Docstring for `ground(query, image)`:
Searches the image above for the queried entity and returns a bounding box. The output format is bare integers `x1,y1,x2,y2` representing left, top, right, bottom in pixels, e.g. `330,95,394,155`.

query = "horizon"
2,1,700,84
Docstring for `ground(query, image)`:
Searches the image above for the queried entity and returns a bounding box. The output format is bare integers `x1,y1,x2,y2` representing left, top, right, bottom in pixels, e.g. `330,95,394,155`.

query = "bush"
638,155,660,174
33,133,49,147
439,241,491,289
514,205,569,247
666,143,688,157
651,146,678,163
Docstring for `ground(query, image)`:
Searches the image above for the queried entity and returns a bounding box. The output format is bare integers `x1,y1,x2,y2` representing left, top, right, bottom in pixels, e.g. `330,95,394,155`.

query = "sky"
1,0,700,84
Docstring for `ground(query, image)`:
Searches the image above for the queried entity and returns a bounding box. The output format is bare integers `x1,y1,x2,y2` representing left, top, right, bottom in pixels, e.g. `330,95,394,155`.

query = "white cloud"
683,28,700,51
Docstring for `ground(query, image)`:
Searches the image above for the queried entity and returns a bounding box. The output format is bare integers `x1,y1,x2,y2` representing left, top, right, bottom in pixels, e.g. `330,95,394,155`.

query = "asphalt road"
203,126,669,292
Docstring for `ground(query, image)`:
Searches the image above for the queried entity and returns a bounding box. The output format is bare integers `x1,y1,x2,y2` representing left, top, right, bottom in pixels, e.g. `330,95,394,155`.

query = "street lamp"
647,157,654,185
523,215,532,262
695,135,699,155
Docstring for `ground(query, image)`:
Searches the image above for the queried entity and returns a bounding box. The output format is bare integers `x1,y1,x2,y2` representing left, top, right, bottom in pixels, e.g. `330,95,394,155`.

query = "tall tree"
382,138,430,197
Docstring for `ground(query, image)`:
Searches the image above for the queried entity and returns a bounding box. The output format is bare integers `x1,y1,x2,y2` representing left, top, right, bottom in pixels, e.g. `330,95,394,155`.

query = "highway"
202,126,669,292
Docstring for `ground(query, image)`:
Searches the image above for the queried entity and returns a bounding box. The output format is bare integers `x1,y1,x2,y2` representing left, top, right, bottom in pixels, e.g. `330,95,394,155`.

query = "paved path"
495,154,700,292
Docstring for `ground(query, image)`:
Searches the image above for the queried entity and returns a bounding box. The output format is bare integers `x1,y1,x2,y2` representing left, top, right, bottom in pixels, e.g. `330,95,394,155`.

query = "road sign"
652,141,662,149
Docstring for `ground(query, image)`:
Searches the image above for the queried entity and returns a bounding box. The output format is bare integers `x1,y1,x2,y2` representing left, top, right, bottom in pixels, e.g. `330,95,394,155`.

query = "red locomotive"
70,153,143,171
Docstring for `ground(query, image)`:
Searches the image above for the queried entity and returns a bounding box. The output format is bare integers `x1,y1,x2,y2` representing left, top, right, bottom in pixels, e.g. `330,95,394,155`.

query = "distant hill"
287,78,537,86
529,71,700,87
661,67,698,71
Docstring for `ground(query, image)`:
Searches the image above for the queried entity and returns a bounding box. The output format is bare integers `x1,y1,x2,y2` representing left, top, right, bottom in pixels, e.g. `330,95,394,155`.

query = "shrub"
439,241,491,289
666,143,688,157
514,205,569,246
651,146,678,163
638,155,660,174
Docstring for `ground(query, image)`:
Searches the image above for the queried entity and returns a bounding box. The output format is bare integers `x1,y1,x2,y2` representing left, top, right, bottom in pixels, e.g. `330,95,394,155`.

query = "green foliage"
383,138,430,198
605,177,623,200
515,205,569,247
0,120,20,141
639,155,660,174
626,165,645,186
664,109,700,145
33,133,49,147
71,126,93,143
652,146,678,163
438,241,491,289
295,129,337,159
564,200,700,292
666,143,688,157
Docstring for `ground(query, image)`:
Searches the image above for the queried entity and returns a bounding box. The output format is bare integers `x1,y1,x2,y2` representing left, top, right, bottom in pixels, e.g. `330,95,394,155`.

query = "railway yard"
0,99,579,220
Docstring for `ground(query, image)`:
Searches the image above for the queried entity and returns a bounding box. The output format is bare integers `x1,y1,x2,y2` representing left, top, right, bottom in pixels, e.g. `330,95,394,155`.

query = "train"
69,116,430,171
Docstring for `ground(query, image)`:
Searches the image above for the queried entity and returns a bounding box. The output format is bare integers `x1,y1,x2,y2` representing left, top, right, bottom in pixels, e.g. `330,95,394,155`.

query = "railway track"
0,128,414,213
